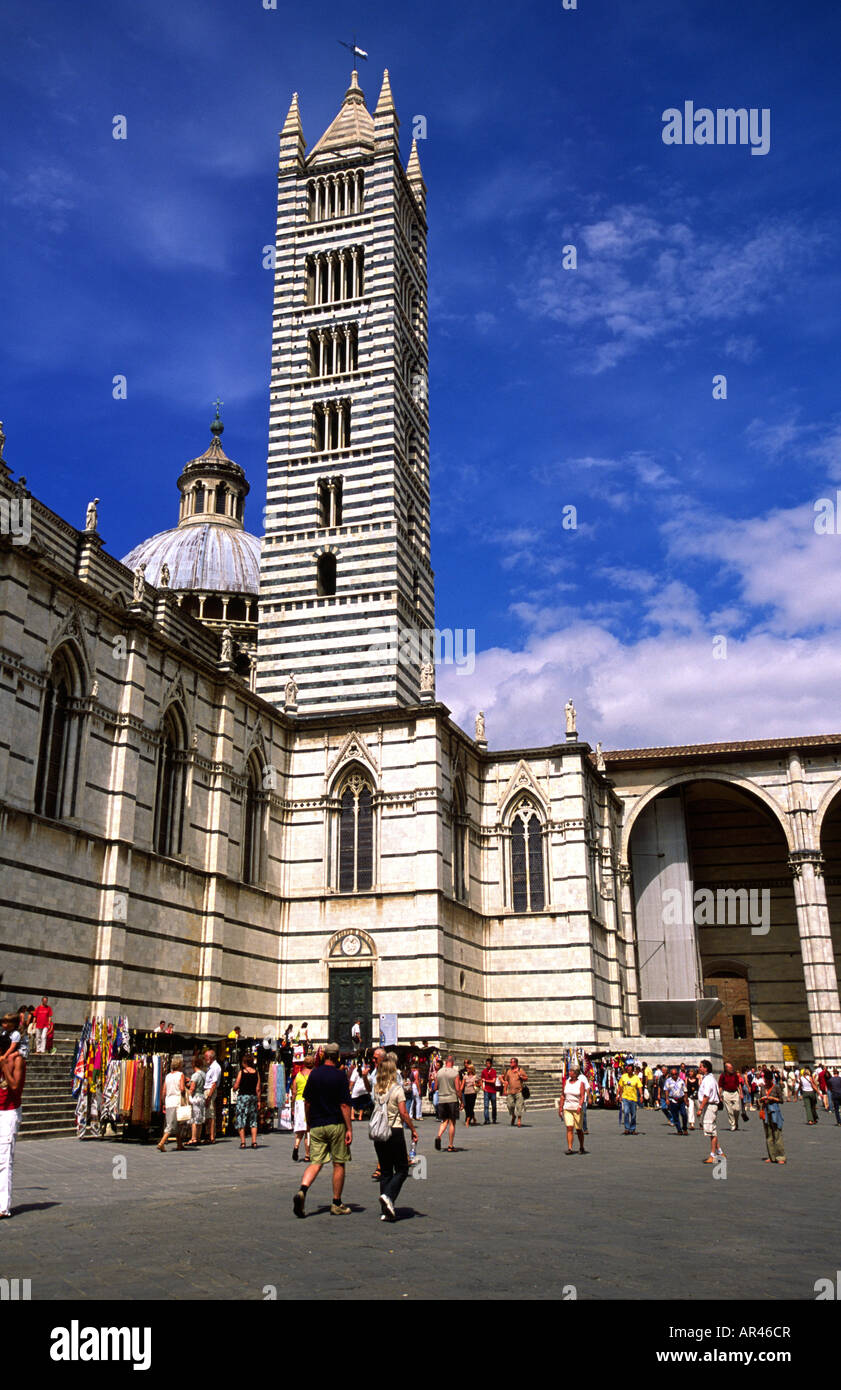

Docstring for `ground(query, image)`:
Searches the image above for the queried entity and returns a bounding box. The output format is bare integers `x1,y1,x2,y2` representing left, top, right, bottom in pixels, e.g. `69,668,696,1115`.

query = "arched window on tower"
35,644,84,820
510,799,546,912
242,751,266,885
154,705,188,857
338,772,374,892
317,552,337,596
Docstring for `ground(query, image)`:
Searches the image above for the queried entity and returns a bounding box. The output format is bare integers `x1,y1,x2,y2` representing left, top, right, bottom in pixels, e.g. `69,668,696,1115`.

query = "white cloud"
518,206,826,373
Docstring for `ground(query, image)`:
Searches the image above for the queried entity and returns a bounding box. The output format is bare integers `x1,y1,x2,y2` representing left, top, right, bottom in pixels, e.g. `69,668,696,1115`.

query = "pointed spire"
375,68,396,116
278,91,306,171
406,138,426,213
374,67,399,150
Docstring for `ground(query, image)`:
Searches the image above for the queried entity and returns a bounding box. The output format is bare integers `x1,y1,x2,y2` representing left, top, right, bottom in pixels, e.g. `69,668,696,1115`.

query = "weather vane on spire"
338,36,368,67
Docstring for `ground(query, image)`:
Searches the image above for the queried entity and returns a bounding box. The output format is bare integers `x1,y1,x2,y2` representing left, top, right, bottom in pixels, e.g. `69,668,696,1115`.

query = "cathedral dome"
121,411,262,625
122,522,260,595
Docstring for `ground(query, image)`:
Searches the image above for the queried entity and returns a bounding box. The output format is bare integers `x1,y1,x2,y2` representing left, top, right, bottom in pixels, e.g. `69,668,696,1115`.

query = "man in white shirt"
697,1059,723,1163
204,1049,222,1143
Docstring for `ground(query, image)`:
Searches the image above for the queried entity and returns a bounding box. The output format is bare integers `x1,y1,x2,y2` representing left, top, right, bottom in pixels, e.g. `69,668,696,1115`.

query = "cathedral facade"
1,70,840,1068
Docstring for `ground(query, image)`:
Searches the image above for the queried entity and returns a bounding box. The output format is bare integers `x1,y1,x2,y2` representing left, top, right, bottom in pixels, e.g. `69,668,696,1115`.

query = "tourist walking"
293,1043,353,1218
158,1054,188,1151
462,1062,478,1125
187,1054,205,1146
800,1067,819,1124
349,1058,372,1121
618,1062,643,1134
759,1068,786,1164
0,1016,26,1217
698,1059,724,1163
291,1054,313,1161
434,1054,462,1151
664,1065,688,1135
406,1059,423,1120
826,1067,841,1125
686,1067,699,1129
370,1054,418,1221
368,1046,387,1180
481,1057,498,1124
560,1062,587,1154
234,1051,261,1148
503,1057,528,1128
33,996,52,1053
814,1062,830,1113
719,1061,742,1131
203,1049,221,1143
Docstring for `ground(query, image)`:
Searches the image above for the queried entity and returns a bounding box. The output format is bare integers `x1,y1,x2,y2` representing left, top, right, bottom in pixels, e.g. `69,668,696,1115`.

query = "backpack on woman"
368,1085,395,1143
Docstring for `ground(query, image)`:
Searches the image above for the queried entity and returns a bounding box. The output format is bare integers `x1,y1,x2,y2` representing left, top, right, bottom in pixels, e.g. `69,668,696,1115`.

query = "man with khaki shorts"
293,1042,353,1217
504,1057,528,1127
698,1058,724,1164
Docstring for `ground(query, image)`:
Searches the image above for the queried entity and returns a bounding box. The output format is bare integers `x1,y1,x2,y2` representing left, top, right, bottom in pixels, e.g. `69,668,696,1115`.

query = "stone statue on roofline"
85,498,100,532
132,563,146,603
475,710,486,742
565,698,577,736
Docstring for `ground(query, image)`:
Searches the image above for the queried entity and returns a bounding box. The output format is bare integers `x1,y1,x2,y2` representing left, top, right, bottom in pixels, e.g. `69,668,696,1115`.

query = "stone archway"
627,779,805,1061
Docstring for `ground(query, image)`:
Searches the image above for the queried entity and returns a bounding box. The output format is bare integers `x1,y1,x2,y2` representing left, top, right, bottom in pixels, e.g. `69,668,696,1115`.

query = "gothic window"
308,170,364,222
306,249,364,305
154,705,188,858
318,478,342,528
317,552,337,596
35,644,84,820
406,428,421,474
214,487,227,515
194,485,205,514
452,782,468,902
510,800,545,912
242,752,266,885
308,326,358,377
338,773,373,892
313,401,351,451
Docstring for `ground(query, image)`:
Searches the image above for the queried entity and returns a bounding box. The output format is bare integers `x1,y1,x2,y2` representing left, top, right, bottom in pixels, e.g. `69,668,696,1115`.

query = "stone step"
18,1125,77,1141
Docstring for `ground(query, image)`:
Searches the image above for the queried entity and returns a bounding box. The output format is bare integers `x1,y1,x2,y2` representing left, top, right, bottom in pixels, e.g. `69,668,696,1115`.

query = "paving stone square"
2,1104,838,1302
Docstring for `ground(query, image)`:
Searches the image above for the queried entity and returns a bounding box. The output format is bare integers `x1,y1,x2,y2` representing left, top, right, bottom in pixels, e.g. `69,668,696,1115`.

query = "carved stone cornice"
788,849,825,878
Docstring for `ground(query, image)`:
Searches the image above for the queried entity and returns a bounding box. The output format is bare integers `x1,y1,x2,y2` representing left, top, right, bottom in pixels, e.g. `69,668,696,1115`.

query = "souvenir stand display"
580,1050,640,1109
71,1016,131,1138
220,1035,283,1135
71,1021,234,1141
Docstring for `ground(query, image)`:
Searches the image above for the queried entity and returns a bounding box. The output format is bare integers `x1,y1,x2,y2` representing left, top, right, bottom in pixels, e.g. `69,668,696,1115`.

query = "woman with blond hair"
158,1055,188,1151
371,1055,418,1222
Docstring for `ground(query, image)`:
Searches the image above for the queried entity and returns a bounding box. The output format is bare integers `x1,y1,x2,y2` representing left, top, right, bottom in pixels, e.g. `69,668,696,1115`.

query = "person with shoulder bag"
158,1054,190,1151
369,1055,418,1222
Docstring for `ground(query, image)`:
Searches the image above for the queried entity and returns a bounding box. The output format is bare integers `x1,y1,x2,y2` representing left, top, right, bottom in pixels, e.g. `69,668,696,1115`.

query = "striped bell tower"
257,67,434,712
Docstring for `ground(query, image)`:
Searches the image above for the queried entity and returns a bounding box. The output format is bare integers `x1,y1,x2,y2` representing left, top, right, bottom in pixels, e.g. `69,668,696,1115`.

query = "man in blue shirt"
663,1066,688,1135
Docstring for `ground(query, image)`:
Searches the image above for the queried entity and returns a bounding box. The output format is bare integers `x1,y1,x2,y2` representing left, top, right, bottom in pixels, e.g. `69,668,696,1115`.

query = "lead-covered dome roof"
122,523,261,594
121,411,262,595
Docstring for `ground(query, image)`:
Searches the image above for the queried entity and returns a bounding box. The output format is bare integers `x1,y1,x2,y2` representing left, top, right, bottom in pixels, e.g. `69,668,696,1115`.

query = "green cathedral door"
328,968,373,1053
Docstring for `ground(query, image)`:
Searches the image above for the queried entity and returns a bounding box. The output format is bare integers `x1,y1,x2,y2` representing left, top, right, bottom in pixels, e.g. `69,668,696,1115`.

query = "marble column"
789,851,841,1065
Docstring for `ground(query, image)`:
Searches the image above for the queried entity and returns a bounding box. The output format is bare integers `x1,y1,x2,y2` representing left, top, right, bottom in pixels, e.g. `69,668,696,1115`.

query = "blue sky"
2,0,841,748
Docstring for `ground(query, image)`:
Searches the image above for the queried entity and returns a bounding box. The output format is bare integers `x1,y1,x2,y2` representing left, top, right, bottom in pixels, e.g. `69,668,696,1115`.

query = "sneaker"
293,1187,307,1218
330,1202,352,1216
379,1193,396,1220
